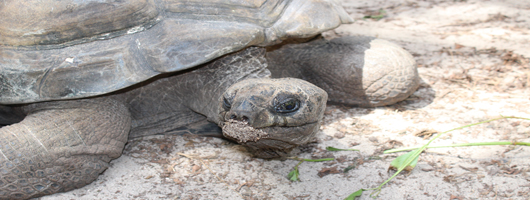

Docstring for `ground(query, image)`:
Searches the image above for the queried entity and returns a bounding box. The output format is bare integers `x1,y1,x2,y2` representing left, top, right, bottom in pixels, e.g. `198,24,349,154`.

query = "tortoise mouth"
221,119,321,158
221,119,319,143
222,119,269,143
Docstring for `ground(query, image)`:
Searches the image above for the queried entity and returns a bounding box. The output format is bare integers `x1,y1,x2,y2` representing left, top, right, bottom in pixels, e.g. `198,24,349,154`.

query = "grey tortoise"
0,0,419,199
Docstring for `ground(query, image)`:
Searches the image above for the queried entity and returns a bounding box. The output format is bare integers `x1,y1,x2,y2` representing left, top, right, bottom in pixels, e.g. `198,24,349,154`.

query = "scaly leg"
0,98,130,199
267,36,419,107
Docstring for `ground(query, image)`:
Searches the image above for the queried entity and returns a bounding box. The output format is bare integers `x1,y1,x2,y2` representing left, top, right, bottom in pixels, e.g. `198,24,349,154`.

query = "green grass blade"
390,149,420,171
287,168,300,182
326,146,360,152
302,158,335,162
384,141,530,154
286,158,333,182
344,189,365,200
361,116,529,198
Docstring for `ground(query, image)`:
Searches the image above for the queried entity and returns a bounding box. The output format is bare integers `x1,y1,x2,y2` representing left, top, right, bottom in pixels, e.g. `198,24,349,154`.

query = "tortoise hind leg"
267,36,420,107
0,98,130,199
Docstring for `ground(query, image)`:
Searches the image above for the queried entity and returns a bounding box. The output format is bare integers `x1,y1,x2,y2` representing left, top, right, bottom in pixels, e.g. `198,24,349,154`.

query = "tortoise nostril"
241,116,249,122
228,113,250,122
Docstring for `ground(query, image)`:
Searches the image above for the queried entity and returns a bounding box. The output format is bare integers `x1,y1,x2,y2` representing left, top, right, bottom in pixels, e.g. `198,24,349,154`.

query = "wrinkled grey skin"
0,0,419,199
220,77,328,158
267,36,419,107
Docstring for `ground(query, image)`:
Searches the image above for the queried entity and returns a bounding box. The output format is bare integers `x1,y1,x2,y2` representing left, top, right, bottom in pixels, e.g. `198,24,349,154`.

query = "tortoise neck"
114,47,270,134
172,47,271,124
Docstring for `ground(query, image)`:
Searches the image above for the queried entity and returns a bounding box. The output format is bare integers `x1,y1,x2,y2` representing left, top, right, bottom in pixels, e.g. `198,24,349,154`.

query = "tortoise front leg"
0,99,130,199
266,36,420,107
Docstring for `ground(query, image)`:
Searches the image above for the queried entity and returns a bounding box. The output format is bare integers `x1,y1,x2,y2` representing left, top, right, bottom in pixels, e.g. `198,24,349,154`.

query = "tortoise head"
218,78,327,158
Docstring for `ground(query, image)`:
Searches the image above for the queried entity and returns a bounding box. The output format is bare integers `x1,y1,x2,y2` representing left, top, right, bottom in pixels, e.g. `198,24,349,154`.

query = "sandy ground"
41,0,530,199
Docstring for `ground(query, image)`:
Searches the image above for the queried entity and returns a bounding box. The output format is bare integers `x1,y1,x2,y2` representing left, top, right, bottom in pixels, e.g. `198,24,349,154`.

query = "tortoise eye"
275,98,300,113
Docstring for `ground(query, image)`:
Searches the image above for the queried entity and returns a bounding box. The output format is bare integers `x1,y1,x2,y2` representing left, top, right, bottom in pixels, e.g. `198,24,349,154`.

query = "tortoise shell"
0,0,352,104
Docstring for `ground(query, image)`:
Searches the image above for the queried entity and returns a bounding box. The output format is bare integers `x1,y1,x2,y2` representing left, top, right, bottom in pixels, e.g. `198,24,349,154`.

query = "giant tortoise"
0,0,419,199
